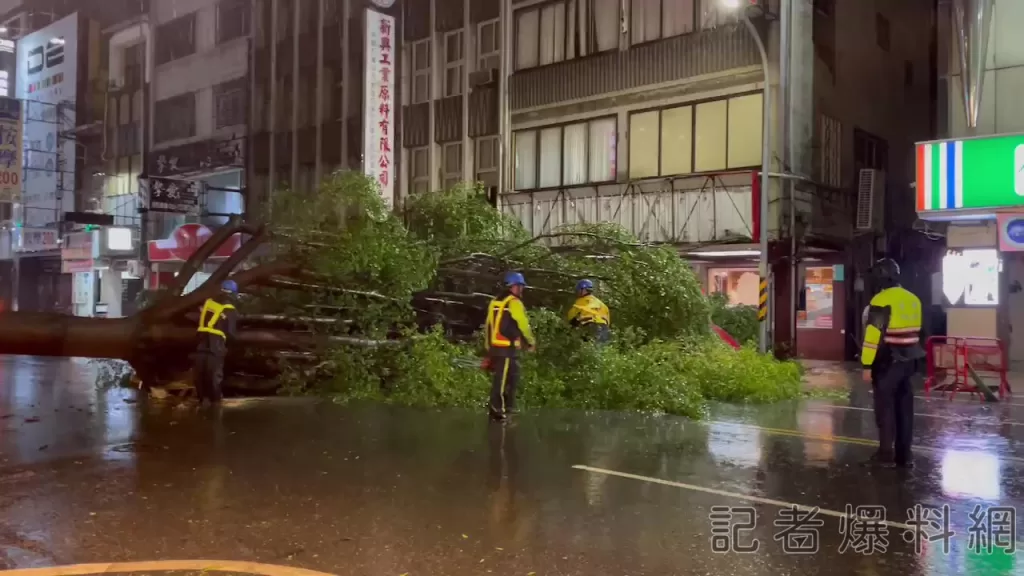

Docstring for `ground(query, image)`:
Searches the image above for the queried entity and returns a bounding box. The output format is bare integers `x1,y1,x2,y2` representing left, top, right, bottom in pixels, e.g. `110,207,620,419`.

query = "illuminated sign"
942,248,1000,306
917,134,1024,212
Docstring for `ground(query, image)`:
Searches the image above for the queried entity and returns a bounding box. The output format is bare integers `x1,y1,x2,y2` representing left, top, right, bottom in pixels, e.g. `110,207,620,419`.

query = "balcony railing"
501,172,756,246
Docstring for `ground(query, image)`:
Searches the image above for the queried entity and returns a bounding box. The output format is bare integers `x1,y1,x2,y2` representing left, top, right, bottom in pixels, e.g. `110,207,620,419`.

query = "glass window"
629,111,659,179
708,268,760,307
443,142,462,188
514,117,617,190
412,39,431,104
155,13,196,65
478,19,500,71
539,127,562,188
726,93,763,168
631,0,661,45
799,267,835,329
515,9,539,70
444,30,464,97
660,105,693,175
693,99,727,172
411,147,429,194
588,117,617,183
539,2,566,66
562,123,587,185
593,0,619,51
514,130,537,189
663,0,695,38
217,0,251,45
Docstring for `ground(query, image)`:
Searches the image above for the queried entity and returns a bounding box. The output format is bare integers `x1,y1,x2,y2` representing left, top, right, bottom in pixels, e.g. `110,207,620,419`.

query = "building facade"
915,0,1024,369
401,0,936,360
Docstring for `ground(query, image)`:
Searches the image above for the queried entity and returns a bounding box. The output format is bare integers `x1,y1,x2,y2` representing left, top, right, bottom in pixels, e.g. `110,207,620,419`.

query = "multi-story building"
400,0,936,360
248,0,402,213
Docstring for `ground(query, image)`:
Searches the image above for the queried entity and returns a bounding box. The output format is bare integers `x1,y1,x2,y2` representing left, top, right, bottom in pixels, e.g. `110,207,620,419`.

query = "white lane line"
573,464,914,531
814,404,1024,426
0,560,336,576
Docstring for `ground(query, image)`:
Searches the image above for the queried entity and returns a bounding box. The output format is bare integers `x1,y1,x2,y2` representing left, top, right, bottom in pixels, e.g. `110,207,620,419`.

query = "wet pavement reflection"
1,356,1023,574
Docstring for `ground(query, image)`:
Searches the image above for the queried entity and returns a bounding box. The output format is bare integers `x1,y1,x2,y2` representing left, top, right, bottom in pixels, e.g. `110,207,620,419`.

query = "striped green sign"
916,133,1024,212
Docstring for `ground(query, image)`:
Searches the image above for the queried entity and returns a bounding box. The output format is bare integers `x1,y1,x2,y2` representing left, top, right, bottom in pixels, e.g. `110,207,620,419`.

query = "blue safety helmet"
503,271,527,287
221,280,239,294
576,279,594,293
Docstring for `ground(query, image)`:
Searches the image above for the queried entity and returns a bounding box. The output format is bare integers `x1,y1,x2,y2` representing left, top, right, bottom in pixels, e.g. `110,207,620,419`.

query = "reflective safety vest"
197,298,236,339
861,286,922,367
486,294,535,349
567,294,610,326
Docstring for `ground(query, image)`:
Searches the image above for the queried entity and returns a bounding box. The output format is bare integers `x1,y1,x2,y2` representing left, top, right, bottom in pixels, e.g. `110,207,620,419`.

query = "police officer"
485,272,536,421
860,258,924,469
194,280,240,404
567,279,611,343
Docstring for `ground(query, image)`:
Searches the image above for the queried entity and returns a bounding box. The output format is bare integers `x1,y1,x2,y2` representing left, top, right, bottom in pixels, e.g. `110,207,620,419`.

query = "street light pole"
734,7,772,355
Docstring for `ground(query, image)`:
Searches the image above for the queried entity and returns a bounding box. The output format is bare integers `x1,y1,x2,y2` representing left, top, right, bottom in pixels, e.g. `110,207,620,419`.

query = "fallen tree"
1,173,798,414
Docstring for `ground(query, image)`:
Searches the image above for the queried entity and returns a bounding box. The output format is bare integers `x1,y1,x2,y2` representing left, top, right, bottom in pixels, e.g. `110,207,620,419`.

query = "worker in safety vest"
860,258,924,469
194,280,240,404
567,279,610,343
484,271,536,421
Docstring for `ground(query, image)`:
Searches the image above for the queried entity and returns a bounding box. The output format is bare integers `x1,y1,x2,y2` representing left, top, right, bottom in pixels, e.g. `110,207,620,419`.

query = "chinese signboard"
917,133,1024,213
0,96,21,202
141,176,201,214
363,9,395,207
15,226,58,252
16,13,78,227
60,230,93,261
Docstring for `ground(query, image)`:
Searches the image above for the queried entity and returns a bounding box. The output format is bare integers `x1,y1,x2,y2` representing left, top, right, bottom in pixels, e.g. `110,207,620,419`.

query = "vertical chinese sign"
363,9,395,208
0,96,21,203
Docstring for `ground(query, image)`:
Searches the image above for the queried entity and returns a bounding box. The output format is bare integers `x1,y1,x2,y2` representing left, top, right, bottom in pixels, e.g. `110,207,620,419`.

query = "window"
217,0,251,45
627,92,763,178
154,93,196,143
214,78,247,129
444,30,464,97
476,136,499,186
799,267,835,329
698,0,730,29
412,39,430,104
634,0,696,45
513,117,617,190
410,147,429,194
588,0,620,52
443,142,463,189
709,268,759,307
155,13,196,65
478,19,500,71
515,1,567,70
875,13,890,51
123,43,144,87
818,114,841,188
853,128,887,172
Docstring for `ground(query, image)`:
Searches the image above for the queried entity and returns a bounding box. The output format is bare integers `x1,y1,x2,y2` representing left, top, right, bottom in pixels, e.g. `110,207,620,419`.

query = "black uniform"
194,294,238,403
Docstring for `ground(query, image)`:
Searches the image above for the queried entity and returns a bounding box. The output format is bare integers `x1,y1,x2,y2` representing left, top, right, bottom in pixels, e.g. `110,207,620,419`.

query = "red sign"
147,223,241,263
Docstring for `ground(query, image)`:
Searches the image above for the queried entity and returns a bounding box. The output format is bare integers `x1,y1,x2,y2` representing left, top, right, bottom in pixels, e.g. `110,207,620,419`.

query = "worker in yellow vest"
567,279,610,342
860,258,924,469
194,280,239,404
484,272,536,421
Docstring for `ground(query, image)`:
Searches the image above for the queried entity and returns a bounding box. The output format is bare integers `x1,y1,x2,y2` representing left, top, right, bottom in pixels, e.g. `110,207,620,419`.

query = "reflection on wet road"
1,356,1023,575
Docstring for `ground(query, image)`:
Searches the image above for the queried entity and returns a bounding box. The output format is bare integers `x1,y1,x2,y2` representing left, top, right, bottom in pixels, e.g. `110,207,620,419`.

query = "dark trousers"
872,360,915,464
489,355,520,417
193,350,225,403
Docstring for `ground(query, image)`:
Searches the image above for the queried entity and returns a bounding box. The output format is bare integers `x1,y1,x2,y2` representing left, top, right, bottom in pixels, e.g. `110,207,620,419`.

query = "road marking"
0,560,336,576
915,395,1024,408
705,420,1024,465
813,403,1024,426
573,464,914,531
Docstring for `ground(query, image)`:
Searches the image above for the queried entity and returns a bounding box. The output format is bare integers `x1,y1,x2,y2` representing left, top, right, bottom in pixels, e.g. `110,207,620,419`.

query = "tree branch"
151,259,300,321
204,225,271,289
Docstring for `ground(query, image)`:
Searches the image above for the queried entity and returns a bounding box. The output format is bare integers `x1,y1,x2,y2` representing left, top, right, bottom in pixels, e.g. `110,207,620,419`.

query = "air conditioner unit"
469,68,498,88
855,168,885,232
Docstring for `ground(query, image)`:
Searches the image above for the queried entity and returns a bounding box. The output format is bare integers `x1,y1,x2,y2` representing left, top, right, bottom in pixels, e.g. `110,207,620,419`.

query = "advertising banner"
16,13,78,227
363,9,395,207
0,96,21,202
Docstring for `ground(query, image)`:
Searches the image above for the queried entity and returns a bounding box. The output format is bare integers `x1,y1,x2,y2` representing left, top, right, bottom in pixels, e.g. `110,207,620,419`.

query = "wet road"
0,356,1022,575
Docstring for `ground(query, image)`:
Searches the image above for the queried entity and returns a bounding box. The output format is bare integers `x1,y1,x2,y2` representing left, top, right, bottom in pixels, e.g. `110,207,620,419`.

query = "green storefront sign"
916,133,1024,212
